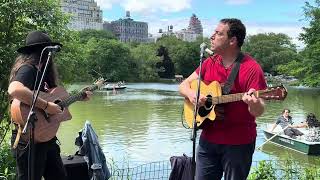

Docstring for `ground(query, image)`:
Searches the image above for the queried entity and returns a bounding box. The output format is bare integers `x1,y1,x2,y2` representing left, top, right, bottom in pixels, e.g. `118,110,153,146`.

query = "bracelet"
44,101,48,110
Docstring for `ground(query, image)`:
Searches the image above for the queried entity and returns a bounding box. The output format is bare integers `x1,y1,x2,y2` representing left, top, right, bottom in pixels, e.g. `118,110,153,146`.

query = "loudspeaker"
62,155,89,180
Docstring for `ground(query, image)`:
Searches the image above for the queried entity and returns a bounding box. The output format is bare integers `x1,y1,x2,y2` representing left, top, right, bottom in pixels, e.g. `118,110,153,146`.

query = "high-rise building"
155,14,203,42
103,11,148,43
60,0,103,31
188,14,203,37
175,29,198,42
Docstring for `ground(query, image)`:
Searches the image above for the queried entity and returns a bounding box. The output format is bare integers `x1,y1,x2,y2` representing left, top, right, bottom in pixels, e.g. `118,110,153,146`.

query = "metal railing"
109,160,320,180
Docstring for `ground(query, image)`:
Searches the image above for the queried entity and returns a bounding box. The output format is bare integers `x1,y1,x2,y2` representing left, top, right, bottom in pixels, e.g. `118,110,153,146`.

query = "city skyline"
96,0,309,48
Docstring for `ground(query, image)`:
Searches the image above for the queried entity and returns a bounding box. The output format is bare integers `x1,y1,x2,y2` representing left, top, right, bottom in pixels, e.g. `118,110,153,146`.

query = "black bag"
62,155,89,180
169,154,193,180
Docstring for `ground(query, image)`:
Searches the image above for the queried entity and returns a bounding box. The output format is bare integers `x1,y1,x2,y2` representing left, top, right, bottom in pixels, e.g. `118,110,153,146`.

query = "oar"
257,125,290,150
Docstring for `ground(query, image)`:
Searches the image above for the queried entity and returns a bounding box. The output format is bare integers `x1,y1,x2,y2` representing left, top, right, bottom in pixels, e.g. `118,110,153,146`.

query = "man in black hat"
8,31,91,180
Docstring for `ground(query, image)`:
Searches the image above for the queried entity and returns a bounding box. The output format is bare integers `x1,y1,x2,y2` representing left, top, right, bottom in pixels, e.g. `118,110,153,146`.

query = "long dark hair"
306,113,320,128
9,48,59,88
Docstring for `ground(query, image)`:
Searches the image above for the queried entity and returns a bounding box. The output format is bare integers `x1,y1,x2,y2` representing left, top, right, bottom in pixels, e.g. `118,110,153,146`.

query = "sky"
96,0,310,48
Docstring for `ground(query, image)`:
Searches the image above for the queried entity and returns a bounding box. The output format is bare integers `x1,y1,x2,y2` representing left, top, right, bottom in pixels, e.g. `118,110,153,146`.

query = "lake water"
58,83,320,168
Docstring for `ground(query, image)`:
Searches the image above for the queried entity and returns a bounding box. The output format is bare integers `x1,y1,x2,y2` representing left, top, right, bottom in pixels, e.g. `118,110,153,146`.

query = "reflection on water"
260,143,320,166
58,83,320,167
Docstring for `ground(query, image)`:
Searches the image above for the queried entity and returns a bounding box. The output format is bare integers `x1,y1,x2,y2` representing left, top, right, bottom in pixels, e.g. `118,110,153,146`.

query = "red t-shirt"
195,54,267,145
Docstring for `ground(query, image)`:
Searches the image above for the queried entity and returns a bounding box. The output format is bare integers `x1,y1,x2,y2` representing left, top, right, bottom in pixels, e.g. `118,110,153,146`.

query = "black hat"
17,30,62,53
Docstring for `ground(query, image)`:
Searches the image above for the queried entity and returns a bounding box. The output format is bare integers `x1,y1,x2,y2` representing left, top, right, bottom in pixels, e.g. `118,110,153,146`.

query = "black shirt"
12,64,45,91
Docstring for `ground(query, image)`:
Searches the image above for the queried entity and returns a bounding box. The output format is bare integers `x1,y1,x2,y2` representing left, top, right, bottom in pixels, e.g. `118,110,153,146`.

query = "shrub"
248,160,276,180
0,142,16,179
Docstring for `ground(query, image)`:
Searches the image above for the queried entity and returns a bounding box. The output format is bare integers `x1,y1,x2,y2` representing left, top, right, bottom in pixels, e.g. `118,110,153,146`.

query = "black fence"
109,161,171,180
108,160,320,180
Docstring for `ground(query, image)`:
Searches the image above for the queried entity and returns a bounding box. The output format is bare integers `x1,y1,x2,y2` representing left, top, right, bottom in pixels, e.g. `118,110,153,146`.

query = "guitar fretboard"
210,93,245,104
57,84,98,108
208,91,264,104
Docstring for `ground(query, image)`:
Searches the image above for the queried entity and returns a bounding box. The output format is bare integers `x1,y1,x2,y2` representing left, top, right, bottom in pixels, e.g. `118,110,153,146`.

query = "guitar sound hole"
54,100,64,111
198,95,213,117
205,95,213,109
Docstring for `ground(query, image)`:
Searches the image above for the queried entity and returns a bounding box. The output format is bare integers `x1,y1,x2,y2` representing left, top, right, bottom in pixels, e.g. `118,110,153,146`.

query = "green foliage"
242,33,299,74
248,160,276,180
0,143,16,179
79,29,116,43
86,39,135,82
56,31,92,83
280,159,300,180
300,0,320,46
277,60,307,79
154,35,205,77
300,166,320,180
278,0,320,87
130,43,159,81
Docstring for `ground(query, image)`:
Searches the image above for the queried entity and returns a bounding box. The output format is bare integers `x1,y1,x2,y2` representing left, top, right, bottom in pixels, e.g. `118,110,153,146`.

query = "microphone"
200,43,214,56
200,42,207,58
45,45,61,52
205,48,214,55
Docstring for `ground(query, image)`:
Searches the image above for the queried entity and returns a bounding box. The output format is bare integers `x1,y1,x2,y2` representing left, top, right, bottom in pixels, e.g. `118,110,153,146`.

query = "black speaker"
62,155,89,180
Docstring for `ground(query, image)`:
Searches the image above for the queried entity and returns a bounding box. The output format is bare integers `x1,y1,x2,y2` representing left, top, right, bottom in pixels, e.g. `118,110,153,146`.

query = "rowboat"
101,82,126,90
262,124,320,155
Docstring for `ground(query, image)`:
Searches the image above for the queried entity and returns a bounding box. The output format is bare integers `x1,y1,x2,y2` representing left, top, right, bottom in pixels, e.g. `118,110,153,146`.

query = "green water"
57,83,320,167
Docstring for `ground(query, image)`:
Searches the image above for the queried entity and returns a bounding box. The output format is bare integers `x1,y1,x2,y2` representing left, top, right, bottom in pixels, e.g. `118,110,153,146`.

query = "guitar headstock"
258,85,287,101
94,78,106,88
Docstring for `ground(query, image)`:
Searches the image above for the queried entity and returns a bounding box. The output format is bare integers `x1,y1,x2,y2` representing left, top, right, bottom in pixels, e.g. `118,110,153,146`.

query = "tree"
300,0,320,47
86,39,134,82
79,29,116,43
130,43,160,81
155,35,207,77
242,33,299,74
278,0,320,87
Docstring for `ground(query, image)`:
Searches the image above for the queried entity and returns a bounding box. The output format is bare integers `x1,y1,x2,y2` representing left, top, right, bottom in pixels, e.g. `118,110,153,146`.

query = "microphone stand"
191,45,206,180
22,49,53,180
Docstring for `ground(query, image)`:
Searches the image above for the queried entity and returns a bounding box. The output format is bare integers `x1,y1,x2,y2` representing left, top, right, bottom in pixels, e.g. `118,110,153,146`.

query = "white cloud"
147,17,190,37
123,0,191,13
225,0,252,5
96,0,120,9
246,24,305,49
148,18,305,48
96,0,192,13
96,1,304,48
147,16,217,35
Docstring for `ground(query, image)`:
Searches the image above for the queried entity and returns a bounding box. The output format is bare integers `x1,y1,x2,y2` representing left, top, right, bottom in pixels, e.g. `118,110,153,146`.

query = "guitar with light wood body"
10,79,105,143
184,80,287,128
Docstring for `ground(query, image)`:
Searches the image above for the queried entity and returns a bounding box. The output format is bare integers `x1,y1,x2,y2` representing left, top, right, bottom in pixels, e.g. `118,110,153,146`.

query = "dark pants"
196,138,255,180
284,128,304,138
11,131,67,180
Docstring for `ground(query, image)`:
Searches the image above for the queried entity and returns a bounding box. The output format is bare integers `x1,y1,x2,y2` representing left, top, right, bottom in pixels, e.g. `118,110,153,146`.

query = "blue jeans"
196,138,255,180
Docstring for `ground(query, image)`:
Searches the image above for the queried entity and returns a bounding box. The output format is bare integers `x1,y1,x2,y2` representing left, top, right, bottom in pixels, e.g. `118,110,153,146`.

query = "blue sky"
96,0,310,48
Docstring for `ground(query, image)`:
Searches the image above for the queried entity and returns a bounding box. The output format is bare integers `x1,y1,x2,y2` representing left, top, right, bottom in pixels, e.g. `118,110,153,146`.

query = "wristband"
44,101,48,110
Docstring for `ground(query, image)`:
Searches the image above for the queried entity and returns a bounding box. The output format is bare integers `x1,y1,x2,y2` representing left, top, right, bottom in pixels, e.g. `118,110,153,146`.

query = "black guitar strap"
222,52,244,95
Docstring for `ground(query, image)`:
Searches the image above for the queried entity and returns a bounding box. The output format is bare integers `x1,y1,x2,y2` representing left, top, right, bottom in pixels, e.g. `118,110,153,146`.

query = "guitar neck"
57,84,98,108
211,90,262,104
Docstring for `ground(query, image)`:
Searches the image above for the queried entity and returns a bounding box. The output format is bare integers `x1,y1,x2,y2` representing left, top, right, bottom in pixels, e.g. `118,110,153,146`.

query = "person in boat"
304,113,320,128
292,113,320,142
277,112,320,129
270,108,304,138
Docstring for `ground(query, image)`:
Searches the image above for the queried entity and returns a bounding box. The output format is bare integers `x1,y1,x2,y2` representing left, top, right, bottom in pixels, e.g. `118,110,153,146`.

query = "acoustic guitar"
184,80,287,128
10,78,105,143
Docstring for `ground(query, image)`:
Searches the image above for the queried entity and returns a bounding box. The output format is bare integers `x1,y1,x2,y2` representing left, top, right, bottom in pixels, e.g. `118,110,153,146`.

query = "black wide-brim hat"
17,30,63,53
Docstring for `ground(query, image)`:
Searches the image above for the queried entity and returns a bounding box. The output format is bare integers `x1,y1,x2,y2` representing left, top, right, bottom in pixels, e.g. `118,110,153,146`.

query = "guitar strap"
222,52,244,95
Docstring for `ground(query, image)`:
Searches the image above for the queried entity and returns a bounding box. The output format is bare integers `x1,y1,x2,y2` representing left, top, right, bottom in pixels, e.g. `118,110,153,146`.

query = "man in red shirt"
179,18,267,180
